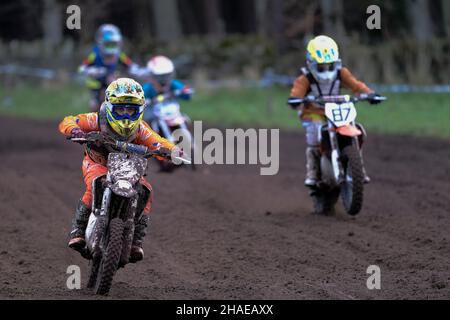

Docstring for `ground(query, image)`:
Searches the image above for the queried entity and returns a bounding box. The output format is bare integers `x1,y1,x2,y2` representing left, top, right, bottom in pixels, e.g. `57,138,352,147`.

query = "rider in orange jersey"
59,78,180,262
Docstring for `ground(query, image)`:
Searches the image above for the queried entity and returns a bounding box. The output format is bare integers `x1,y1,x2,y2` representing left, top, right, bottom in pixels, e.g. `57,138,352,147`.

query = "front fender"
110,180,137,198
336,125,362,137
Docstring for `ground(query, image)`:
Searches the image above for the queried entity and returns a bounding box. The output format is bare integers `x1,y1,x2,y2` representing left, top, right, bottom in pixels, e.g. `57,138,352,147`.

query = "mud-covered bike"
69,131,189,295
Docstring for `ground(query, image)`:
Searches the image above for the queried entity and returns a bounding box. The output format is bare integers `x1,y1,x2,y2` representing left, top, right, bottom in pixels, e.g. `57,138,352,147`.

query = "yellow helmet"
306,35,339,64
104,78,146,138
306,35,341,84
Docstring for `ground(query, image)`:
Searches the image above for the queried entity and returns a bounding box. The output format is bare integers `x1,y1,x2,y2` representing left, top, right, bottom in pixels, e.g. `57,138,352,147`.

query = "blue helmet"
96,24,122,57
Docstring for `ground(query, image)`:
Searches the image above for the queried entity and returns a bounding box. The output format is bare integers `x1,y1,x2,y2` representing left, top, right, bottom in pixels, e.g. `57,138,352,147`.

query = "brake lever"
67,131,108,145
67,137,88,144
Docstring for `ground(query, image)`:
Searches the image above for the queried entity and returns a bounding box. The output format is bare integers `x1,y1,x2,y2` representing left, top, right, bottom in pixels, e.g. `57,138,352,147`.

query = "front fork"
88,175,112,255
328,121,361,184
88,174,137,256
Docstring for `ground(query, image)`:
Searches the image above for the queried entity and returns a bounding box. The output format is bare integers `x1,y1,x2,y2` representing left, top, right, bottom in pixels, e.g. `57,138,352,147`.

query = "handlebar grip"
68,137,88,144
287,98,304,108
115,141,149,155
288,98,303,104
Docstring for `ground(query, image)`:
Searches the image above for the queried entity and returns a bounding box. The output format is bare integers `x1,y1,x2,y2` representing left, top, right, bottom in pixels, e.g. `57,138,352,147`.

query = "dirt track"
0,116,449,300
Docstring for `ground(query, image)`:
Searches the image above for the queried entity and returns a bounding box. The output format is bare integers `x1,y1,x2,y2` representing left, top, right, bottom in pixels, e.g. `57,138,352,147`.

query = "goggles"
316,63,336,73
103,41,119,49
111,104,141,121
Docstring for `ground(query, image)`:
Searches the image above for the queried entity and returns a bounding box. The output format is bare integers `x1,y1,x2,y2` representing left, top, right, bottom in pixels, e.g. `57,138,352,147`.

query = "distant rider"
79,24,144,111
287,35,381,187
142,55,193,124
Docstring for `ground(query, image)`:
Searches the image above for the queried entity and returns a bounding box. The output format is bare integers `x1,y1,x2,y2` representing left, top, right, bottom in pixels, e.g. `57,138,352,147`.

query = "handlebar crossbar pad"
115,141,149,155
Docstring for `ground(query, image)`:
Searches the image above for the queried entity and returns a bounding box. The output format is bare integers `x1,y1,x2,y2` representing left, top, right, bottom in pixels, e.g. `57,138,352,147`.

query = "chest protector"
301,67,341,108
85,103,139,165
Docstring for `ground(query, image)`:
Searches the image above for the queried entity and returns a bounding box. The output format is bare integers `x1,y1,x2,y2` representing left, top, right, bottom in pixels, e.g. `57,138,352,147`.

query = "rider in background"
59,78,181,262
79,24,144,111
287,35,381,187
142,56,193,123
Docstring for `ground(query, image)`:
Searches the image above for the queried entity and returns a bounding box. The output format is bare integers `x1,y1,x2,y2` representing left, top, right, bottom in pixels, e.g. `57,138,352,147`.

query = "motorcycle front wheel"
340,145,364,215
94,218,124,295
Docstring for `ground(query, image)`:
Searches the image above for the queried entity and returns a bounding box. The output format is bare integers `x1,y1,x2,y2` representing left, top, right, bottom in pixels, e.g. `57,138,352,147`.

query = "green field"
1,83,449,138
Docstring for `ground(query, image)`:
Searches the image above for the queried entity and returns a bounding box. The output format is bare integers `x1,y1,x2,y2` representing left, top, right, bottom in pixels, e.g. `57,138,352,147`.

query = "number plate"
156,102,181,118
325,102,357,127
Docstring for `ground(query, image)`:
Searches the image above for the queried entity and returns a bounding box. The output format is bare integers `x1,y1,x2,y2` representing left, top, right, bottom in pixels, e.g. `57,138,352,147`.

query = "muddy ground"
0,117,449,299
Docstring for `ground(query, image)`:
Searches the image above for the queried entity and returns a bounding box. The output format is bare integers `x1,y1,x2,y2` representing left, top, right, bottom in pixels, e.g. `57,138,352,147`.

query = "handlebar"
288,94,387,106
68,132,171,159
84,66,108,78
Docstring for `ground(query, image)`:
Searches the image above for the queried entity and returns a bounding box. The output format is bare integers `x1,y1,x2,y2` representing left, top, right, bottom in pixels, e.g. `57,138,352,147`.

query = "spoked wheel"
94,218,124,295
340,145,364,215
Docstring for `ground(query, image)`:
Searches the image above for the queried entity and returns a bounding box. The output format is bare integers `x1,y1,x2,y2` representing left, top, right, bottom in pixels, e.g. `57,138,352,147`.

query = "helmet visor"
316,63,336,73
103,41,119,50
112,104,141,121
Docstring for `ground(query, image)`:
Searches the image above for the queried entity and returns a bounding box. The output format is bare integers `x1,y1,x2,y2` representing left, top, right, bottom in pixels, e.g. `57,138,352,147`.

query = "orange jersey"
58,112,175,163
290,67,373,121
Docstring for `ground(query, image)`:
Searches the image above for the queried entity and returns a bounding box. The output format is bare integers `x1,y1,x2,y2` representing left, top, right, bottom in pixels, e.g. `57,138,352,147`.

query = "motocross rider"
59,78,181,262
287,35,381,187
142,55,193,123
79,24,145,111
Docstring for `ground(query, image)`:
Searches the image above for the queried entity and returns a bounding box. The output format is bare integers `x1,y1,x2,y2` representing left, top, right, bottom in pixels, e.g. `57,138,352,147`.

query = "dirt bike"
289,93,386,215
69,132,189,295
143,91,196,172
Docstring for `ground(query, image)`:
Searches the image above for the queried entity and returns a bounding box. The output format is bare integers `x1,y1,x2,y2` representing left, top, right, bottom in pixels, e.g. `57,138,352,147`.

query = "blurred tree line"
0,0,449,84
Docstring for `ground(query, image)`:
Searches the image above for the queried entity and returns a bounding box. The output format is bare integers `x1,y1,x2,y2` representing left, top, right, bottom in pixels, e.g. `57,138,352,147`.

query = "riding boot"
68,200,91,252
129,215,149,263
304,147,320,186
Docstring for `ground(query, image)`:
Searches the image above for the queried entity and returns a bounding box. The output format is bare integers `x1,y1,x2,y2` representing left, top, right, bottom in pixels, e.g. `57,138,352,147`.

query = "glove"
169,147,185,166
71,128,86,139
287,97,302,109
180,87,193,95
367,92,382,105
171,146,184,159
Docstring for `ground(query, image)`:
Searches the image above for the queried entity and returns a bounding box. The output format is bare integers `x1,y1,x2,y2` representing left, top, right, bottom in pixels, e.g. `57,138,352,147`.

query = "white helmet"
147,55,175,86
